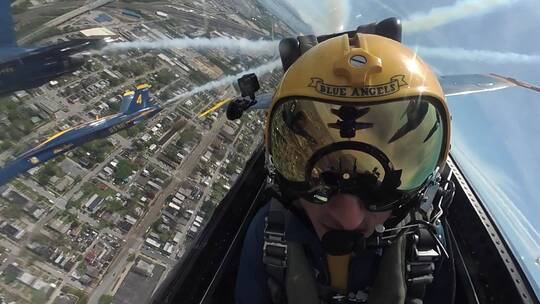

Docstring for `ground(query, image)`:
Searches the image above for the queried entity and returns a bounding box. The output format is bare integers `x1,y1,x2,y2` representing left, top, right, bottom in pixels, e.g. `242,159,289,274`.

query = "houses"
4,263,53,294
133,259,155,277
147,180,162,192
84,194,104,213
117,214,138,233
0,222,25,240
145,237,162,249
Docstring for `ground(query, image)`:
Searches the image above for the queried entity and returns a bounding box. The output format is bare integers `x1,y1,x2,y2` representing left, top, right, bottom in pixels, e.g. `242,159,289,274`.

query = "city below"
0,0,295,303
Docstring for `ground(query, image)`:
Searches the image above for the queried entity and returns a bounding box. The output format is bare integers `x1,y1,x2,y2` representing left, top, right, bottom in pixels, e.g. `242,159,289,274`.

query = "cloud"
414,46,540,64
403,0,517,33
281,0,351,34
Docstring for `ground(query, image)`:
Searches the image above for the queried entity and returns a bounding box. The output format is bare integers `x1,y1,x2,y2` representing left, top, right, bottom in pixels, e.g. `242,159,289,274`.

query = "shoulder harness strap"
263,199,320,304
404,213,445,303
263,199,290,284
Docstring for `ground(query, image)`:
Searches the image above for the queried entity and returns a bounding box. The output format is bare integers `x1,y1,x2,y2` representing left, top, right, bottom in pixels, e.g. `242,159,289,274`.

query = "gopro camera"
238,73,260,100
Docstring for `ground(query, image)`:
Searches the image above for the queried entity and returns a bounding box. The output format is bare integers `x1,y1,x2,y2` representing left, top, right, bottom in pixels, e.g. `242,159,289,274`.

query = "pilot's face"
299,193,392,239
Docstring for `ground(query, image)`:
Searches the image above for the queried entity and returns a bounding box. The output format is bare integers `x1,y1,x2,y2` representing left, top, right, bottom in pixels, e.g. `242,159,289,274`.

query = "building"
0,222,25,240
133,259,155,277
124,215,137,225
147,180,162,191
145,237,161,249
17,272,36,286
23,203,46,220
117,220,133,233
174,192,186,201
171,197,183,206
168,202,181,211
80,27,116,37
163,242,173,255
173,231,182,244
4,263,23,279
48,218,70,234
84,194,104,213
1,188,30,205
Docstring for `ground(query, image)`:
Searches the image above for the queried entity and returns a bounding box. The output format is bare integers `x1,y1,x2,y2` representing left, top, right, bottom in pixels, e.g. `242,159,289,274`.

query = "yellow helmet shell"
266,33,451,169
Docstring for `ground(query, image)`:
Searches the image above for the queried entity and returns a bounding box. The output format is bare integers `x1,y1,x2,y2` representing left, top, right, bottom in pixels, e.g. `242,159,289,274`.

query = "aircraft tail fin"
123,84,152,114
0,0,17,47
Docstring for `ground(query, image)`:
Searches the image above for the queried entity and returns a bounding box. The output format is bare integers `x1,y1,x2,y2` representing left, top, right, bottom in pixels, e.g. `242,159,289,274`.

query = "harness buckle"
414,247,440,258
263,241,288,268
263,215,288,268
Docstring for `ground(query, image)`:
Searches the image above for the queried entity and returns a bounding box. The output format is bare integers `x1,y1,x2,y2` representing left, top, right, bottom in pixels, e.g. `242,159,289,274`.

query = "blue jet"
0,84,161,185
0,0,107,95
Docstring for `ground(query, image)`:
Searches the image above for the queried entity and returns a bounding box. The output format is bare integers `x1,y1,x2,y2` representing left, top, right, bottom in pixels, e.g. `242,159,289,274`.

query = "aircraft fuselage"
0,39,105,95
0,105,161,185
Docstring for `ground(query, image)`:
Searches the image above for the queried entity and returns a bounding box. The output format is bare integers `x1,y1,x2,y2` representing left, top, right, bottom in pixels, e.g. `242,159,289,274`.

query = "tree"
31,290,48,304
4,271,18,284
99,294,114,304
105,199,124,212
115,160,137,182
155,69,175,85
37,162,60,185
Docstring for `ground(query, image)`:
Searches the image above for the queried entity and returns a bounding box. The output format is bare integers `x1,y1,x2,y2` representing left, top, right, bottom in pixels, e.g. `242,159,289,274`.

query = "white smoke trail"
282,0,351,34
403,0,517,33
103,37,279,55
416,46,540,64
164,59,281,105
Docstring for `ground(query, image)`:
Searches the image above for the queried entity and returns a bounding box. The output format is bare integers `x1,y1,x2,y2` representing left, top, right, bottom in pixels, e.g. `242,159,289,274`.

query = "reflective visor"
268,97,447,210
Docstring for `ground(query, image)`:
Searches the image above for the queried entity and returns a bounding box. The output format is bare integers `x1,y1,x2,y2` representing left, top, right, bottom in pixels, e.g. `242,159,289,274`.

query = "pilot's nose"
326,193,367,231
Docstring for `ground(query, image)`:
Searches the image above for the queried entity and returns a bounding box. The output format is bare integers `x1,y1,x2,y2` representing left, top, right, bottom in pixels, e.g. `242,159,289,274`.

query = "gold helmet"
265,33,451,211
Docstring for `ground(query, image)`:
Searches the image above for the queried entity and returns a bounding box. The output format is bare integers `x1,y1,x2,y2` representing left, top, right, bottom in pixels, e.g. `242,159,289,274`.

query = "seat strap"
263,199,320,304
263,199,290,287
404,212,444,303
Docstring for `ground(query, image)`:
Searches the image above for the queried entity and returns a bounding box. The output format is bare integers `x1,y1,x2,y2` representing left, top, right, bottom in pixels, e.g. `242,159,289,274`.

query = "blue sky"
272,0,540,297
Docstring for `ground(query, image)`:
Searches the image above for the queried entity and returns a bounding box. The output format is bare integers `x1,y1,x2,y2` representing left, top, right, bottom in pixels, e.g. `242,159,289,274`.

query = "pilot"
236,32,452,304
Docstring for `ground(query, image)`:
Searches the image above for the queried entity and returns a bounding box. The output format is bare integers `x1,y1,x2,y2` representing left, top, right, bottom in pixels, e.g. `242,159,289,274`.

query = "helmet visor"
268,96,447,210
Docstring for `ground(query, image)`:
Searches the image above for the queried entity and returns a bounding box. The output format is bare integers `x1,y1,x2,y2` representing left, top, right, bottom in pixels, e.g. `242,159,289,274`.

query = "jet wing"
198,93,273,119
198,98,233,117
0,0,16,48
438,73,516,97
489,73,540,93
198,74,536,119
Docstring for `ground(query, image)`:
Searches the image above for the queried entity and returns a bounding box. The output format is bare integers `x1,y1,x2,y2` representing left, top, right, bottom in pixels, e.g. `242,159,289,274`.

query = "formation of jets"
1,4,539,190
0,71,532,187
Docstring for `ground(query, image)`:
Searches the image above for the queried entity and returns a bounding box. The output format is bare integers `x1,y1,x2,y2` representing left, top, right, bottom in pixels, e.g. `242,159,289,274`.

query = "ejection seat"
150,18,535,304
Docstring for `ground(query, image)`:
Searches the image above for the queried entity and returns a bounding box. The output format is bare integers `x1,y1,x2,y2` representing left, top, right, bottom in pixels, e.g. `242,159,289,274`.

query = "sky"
261,0,540,297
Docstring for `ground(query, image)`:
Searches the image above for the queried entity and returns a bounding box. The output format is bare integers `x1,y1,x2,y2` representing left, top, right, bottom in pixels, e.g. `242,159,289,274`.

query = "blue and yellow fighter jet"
0,84,161,185
0,0,107,95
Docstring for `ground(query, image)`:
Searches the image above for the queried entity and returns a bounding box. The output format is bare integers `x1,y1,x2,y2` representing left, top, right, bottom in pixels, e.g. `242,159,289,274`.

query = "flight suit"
235,202,381,304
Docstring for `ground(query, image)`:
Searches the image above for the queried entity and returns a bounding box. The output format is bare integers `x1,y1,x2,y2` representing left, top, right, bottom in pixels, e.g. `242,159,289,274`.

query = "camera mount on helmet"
226,73,260,120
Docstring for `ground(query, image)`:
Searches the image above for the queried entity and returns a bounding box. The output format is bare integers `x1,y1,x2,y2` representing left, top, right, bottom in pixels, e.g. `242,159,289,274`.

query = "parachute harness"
262,165,455,304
